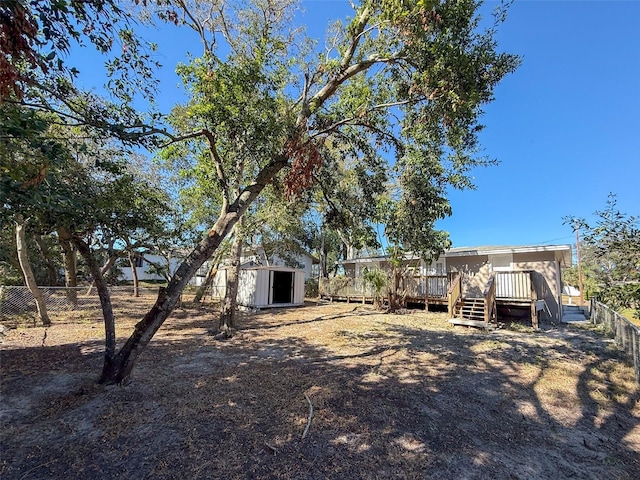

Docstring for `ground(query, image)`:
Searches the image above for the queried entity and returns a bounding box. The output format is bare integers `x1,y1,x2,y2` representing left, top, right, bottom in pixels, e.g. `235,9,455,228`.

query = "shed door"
272,271,293,304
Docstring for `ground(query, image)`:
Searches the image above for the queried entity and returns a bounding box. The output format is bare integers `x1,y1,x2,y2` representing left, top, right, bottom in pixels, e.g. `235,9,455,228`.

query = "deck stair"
562,304,589,323
449,297,489,328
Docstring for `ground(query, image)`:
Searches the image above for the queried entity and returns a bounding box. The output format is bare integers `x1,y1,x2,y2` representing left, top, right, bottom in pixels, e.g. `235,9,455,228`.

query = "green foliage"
362,266,387,309
565,194,640,317
1,101,176,287
305,278,319,298
362,267,387,295
562,247,599,300
299,0,519,261
1,0,521,381
2,0,157,98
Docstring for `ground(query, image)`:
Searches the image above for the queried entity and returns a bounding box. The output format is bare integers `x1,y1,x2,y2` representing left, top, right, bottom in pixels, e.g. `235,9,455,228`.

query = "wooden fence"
590,299,640,384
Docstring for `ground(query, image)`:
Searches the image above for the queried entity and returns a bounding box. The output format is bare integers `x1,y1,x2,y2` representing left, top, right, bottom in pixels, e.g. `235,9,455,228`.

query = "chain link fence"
0,285,150,322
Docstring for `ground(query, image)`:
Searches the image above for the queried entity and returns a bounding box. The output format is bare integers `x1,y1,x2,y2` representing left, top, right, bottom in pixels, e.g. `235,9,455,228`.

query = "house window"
424,261,445,275
134,256,144,268
489,254,513,272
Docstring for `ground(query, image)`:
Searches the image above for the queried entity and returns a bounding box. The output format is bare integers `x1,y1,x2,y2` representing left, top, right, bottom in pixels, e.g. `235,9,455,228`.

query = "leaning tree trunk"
219,216,244,337
128,252,140,297
193,243,229,303
57,227,78,308
15,215,51,326
94,155,289,385
72,237,117,379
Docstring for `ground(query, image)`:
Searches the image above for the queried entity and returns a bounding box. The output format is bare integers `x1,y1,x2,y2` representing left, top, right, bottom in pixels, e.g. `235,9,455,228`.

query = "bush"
305,278,319,298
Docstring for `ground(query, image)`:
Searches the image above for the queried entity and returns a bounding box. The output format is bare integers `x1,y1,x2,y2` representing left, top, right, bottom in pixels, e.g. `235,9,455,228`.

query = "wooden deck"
319,274,452,307
320,271,543,329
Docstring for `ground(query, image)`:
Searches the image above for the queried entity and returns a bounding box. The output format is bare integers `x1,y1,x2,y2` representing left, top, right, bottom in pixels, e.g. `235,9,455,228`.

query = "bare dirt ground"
1,295,639,479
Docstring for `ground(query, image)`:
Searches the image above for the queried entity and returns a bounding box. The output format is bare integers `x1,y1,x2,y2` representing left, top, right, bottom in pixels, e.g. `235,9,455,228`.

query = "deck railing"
404,274,449,298
319,277,374,298
483,275,497,323
447,272,462,316
319,273,452,301
495,271,532,300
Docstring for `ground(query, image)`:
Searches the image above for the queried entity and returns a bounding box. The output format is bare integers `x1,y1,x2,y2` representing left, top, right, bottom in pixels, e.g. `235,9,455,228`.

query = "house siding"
445,256,490,298
119,254,181,282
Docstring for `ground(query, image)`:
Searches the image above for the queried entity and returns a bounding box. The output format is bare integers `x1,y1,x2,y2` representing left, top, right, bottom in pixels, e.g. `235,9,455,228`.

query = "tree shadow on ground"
1,307,638,480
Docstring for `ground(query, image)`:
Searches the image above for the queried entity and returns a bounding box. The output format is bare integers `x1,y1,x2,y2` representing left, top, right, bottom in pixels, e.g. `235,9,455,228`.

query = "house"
210,265,306,309
119,252,182,282
320,244,573,328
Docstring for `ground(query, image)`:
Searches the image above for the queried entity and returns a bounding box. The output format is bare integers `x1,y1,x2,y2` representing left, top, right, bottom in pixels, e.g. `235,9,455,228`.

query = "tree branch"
308,55,402,118
201,129,230,209
175,0,214,55
310,99,415,138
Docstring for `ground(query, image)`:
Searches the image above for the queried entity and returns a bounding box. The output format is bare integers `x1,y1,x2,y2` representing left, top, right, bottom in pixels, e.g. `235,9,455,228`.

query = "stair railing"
530,271,538,329
483,275,497,323
447,272,462,316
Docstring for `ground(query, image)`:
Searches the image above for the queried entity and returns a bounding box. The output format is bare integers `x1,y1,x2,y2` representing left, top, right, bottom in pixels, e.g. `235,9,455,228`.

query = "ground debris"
1,299,639,479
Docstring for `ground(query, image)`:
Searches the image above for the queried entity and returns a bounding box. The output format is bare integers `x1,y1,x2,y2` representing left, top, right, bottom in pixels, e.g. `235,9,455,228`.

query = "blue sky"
435,0,640,248
73,0,639,251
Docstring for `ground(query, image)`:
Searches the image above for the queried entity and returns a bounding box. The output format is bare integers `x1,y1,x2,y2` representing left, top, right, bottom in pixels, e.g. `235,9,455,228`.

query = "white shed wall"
254,269,271,307
294,271,305,304
237,270,258,306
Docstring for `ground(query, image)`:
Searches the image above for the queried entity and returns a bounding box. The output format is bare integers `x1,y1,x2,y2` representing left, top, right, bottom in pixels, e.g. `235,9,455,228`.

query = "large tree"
5,0,519,383
93,0,518,384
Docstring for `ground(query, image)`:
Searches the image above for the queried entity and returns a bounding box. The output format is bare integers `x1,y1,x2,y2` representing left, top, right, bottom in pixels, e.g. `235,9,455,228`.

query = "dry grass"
1,295,639,479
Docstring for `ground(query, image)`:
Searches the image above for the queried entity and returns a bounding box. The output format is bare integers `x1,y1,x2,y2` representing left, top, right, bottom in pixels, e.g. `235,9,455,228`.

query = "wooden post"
424,275,429,311
530,272,538,330
633,329,640,384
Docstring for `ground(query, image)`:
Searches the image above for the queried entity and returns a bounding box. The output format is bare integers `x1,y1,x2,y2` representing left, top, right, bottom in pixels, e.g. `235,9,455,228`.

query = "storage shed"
212,265,305,309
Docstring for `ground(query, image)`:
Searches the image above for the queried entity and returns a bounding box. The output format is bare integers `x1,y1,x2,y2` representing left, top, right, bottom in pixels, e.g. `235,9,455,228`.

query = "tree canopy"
2,0,520,383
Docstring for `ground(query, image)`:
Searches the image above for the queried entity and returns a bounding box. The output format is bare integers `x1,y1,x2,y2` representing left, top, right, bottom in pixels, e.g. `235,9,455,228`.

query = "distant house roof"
342,244,573,267
243,245,320,264
222,263,302,272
